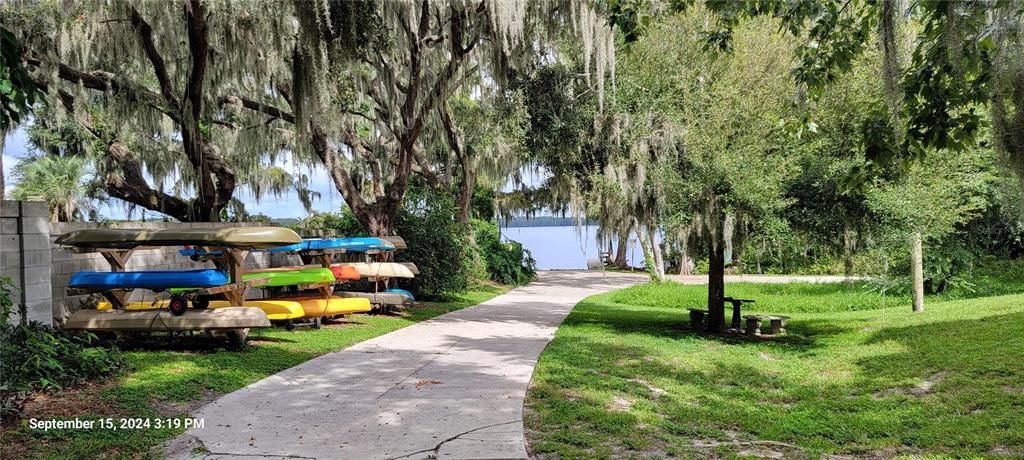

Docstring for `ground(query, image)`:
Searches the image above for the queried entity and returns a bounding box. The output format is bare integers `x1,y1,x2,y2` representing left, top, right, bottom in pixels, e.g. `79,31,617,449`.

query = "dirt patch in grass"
15,381,127,422
0,381,128,459
873,370,949,399
150,389,221,417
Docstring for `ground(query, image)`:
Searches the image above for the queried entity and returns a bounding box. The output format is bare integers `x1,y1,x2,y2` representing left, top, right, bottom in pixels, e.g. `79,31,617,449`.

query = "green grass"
526,282,1024,458
2,284,509,460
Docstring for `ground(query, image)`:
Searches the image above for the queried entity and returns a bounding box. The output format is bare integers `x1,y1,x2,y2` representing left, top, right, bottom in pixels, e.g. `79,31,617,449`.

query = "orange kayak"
330,264,361,281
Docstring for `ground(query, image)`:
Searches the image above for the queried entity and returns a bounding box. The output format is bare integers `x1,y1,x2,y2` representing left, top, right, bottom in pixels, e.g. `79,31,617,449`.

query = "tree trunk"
614,231,629,268
635,218,663,283
704,206,729,329
365,205,396,237
1,152,4,200
455,164,475,225
706,214,727,333
679,239,692,275
843,223,855,282
648,224,665,280
911,231,925,312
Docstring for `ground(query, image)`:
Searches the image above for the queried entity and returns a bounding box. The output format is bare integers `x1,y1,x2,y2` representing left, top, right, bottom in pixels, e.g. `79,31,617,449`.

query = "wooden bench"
743,315,791,336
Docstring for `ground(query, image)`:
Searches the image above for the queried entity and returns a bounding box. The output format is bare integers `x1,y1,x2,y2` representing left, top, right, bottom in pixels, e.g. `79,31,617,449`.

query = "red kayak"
330,264,360,281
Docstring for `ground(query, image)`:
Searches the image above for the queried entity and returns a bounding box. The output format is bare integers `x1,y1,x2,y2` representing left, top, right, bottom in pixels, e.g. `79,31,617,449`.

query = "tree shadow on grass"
565,300,831,352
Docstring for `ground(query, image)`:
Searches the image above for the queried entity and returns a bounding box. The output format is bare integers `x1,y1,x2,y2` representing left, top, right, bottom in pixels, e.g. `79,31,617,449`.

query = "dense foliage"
0,277,122,420
472,219,537,285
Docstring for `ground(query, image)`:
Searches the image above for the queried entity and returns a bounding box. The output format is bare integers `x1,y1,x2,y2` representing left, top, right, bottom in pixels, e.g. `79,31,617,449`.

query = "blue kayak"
179,248,223,257
385,288,415,301
69,269,229,291
267,237,396,253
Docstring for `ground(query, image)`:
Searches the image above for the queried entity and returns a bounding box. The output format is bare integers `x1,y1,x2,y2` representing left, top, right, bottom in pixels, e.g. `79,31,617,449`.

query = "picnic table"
724,296,756,329
687,296,757,330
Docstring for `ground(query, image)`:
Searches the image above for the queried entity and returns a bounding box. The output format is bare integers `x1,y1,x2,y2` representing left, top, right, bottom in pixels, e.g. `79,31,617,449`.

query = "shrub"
394,190,474,299
295,189,475,299
472,219,537,285
0,277,122,420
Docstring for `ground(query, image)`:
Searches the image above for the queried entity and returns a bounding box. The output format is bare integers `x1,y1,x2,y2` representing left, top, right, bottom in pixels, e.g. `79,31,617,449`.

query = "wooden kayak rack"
67,245,270,310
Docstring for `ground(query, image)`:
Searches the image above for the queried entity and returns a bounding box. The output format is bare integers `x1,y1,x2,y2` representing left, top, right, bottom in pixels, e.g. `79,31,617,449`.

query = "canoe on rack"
55,227,302,250
96,299,305,321
69,269,228,291
337,262,416,279
64,307,271,332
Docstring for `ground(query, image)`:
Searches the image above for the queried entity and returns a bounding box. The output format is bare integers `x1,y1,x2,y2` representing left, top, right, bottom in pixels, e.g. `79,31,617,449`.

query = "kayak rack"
65,246,271,310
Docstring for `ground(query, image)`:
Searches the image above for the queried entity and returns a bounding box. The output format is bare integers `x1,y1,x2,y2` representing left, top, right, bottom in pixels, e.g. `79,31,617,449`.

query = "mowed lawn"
1,285,508,460
525,282,1024,458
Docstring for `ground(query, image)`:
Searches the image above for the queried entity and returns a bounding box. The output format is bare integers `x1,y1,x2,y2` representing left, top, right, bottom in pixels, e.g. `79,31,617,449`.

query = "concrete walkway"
167,271,642,460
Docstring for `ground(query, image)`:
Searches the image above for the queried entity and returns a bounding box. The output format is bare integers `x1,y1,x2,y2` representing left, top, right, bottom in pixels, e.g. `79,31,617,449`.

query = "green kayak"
243,267,336,287
170,268,336,294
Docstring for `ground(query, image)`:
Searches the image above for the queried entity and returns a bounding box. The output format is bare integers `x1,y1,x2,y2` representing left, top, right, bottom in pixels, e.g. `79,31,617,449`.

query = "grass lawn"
0,284,509,460
525,282,1024,458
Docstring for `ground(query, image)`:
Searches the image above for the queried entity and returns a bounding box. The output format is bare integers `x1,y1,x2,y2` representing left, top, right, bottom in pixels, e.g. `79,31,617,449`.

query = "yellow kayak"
96,299,305,321
284,296,372,318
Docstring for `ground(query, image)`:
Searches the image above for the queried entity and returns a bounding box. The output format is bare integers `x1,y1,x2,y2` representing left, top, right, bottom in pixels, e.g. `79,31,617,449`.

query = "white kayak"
337,262,416,279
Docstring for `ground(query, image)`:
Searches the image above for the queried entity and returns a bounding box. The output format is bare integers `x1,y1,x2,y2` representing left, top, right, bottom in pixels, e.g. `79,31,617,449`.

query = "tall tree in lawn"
3,1,308,221
866,149,996,312
234,1,613,236
620,13,795,330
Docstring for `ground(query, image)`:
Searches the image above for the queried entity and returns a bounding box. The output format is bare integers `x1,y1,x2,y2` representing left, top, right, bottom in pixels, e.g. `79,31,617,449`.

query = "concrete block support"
2,201,53,326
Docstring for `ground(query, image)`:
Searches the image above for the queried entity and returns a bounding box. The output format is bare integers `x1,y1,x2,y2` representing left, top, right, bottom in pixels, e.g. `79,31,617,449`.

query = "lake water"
500,225,647,270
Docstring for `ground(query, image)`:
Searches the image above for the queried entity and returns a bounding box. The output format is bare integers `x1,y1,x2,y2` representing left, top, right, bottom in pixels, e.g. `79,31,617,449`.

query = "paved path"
167,271,642,460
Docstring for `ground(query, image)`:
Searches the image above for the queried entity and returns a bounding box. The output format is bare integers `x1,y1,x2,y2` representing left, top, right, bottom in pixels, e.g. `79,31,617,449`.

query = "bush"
472,219,537,285
295,189,475,299
394,190,474,299
0,277,122,420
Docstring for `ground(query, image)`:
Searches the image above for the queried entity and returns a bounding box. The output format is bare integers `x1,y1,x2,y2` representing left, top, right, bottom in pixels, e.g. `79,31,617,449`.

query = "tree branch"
183,0,209,117
219,95,296,123
129,6,180,111
104,141,193,222
25,55,174,121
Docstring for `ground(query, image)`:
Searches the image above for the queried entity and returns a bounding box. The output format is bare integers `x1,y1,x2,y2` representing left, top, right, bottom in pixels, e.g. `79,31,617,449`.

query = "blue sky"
3,127,343,219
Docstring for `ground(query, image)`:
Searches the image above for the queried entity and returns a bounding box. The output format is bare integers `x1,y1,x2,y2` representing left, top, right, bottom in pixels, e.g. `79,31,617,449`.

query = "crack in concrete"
386,419,522,460
375,339,466,400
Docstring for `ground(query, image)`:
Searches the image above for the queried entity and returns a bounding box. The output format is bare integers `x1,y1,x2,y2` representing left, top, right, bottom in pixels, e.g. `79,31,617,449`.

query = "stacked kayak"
96,299,304,321
244,267,336,287
338,262,416,279
266,237,396,253
70,269,228,291
56,227,302,250
329,264,361,281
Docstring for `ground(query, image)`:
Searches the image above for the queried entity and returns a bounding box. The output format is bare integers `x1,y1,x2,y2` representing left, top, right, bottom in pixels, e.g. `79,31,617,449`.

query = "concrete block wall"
49,221,279,320
1,200,54,325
